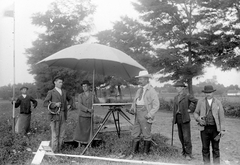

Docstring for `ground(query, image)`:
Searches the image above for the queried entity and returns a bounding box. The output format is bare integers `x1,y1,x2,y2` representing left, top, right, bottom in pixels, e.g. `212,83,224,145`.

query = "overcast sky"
0,0,239,87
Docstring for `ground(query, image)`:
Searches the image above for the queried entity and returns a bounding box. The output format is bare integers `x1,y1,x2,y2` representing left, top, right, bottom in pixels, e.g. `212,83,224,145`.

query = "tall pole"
12,2,16,133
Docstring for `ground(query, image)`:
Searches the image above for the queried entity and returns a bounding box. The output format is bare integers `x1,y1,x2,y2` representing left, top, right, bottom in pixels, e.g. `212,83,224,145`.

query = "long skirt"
16,114,31,134
73,116,93,144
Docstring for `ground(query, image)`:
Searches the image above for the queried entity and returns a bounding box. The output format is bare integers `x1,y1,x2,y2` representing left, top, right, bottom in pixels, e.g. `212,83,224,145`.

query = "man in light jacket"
127,70,160,159
194,85,225,165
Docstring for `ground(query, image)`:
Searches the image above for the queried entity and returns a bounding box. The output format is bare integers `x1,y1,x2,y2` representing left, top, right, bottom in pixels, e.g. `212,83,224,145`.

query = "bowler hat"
81,80,91,86
173,81,187,87
52,76,64,84
202,85,216,93
135,70,152,78
20,86,28,90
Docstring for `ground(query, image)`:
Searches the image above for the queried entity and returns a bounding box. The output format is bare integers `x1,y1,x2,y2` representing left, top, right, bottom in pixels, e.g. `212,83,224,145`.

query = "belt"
136,105,145,108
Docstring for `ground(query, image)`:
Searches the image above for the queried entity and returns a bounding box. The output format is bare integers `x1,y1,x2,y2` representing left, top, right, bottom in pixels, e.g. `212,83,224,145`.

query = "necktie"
138,87,143,100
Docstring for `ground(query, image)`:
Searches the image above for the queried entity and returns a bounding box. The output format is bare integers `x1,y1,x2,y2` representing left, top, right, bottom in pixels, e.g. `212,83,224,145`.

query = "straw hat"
135,70,152,78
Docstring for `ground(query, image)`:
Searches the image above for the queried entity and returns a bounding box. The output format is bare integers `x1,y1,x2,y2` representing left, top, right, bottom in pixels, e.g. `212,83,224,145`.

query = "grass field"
1,98,240,165
0,100,183,165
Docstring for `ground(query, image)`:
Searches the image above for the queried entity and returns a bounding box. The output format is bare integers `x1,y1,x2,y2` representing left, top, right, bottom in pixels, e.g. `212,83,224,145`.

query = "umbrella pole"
90,69,95,142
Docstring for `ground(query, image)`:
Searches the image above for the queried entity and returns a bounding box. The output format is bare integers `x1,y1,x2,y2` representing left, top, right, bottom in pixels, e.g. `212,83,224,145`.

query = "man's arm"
146,89,160,119
30,96,38,108
43,91,52,107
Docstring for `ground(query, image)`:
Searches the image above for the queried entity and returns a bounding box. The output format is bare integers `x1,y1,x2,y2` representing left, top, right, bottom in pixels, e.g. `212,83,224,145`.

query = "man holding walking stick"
172,81,198,160
43,76,73,153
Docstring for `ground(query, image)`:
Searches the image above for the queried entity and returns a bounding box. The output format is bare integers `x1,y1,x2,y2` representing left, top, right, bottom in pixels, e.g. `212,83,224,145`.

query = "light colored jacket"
131,84,160,123
193,97,225,132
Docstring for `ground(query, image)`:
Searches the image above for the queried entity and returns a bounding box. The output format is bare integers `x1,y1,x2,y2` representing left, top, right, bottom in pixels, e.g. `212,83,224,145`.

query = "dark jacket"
78,92,99,117
173,92,198,124
14,95,38,114
43,88,73,121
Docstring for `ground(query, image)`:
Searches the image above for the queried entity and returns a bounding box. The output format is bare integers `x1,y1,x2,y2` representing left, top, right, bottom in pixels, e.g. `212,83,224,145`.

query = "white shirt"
207,98,213,106
22,94,27,98
55,87,62,95
136,84,148,105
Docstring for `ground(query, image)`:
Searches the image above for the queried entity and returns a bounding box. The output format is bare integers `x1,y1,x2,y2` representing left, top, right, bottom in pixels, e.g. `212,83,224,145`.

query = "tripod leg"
112,111,120,137
119,110,133,125
81,110,112,155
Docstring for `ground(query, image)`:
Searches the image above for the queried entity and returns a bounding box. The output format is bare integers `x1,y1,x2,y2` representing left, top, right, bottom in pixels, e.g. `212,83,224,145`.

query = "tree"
197,0,240,70
132,0,229,94
26,0,95,97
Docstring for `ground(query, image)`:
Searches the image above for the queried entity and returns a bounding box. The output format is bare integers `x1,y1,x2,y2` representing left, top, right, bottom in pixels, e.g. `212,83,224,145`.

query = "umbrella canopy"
37,43,146,79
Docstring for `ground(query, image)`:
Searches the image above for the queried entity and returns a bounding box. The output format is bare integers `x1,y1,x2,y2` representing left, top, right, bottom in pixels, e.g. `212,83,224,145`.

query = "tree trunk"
117,85,123,100
187,78,193,95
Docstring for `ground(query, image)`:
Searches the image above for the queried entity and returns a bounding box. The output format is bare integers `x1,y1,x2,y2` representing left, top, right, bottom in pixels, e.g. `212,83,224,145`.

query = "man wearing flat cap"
13,86,38,135
43,76,73,152
172,81,198,160
127,70,159,158
194,85,225,165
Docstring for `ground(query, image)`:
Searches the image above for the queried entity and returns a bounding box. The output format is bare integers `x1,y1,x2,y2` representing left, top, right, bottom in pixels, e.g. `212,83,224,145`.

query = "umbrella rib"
122,63,131,79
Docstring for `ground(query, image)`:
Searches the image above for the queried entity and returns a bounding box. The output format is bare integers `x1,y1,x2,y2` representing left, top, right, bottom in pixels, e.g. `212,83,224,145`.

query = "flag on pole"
3,3,14,17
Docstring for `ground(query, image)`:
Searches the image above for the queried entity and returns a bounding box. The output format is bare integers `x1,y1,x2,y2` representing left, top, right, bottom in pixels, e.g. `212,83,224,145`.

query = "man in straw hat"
43,76,73,152
13,86,38,135
194,85,225,164
126,70,160,159
172,81,198,160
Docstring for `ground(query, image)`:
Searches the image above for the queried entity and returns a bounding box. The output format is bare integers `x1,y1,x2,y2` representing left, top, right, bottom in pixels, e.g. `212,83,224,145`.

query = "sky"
0,0,240,88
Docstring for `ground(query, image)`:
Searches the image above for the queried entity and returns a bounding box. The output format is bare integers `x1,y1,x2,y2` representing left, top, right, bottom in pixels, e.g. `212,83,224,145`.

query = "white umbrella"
37,43,146,79
37,43,146,143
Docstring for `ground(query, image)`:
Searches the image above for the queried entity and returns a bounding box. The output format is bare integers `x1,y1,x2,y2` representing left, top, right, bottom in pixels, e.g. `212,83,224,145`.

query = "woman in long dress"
73,80,99,146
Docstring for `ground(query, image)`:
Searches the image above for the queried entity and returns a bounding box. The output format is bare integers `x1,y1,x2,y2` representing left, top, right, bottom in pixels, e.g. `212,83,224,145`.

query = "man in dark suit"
13,86,38,135
172,81,198,160
43,76,73,152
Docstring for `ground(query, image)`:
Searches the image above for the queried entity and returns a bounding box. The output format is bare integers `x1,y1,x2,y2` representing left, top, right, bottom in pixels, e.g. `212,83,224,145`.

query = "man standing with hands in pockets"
127,70,159,159
44,76,73,152
194,85,225,165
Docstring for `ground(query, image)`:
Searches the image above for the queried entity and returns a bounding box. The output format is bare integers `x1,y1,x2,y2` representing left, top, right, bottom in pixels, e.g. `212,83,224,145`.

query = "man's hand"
144,114,151,120
198,116,206,126
126,108,135,115
220,130,225,137
67,105,71,110
88,108,94,113
55,102,61,107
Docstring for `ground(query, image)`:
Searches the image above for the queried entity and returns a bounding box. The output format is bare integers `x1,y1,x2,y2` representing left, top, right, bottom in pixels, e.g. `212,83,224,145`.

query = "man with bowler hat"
43,76,73,152
127,70,159,159
194,85,225,164
172,81,198,160
13,86,38,135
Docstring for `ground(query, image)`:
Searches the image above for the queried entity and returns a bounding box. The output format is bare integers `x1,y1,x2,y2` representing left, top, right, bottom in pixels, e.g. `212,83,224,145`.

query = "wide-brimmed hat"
20,86,28,90
173,81,187,87
81,80,91,86
135,70,152,78
202,85,216,93
52,76,64,84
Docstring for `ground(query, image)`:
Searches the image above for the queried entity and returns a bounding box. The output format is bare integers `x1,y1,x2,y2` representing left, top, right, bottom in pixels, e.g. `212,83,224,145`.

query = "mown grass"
0,100,185,165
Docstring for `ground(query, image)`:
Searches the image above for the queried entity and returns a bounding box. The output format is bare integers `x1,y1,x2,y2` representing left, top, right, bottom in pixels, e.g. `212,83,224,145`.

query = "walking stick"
171,119,174,146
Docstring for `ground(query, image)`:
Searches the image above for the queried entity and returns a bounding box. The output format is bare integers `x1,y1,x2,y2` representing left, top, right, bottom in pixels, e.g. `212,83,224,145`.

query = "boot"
127,139,140,159
143,140,151,155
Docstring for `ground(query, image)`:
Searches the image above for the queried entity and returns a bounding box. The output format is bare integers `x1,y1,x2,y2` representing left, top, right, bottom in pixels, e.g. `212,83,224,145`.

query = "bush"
159,98,174,111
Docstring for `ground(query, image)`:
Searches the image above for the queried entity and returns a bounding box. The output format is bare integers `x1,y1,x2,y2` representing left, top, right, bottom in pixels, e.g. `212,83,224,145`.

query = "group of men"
13,70,225,164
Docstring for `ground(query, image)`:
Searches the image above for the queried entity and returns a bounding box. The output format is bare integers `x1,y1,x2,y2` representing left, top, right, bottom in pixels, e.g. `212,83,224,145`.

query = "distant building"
227,90,240,96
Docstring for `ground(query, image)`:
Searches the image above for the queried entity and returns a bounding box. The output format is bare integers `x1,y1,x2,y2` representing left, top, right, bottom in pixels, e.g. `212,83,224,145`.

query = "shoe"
185,155,191,161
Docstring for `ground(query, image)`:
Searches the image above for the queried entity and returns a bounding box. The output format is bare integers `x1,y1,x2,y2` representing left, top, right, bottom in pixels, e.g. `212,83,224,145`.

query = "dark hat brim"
20,87,28,90
81,81,91,86
202,89,216,93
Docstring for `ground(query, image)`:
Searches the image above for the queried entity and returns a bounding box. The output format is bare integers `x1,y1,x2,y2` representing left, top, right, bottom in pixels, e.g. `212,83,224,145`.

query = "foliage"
198,0,240,70
0,83,38,100
26,0,95,97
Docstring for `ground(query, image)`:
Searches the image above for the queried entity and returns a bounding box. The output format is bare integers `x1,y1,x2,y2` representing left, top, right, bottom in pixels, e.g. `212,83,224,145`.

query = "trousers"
176,113,192,156
50,111,66,152
131,106,152,141
200,125,220,164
